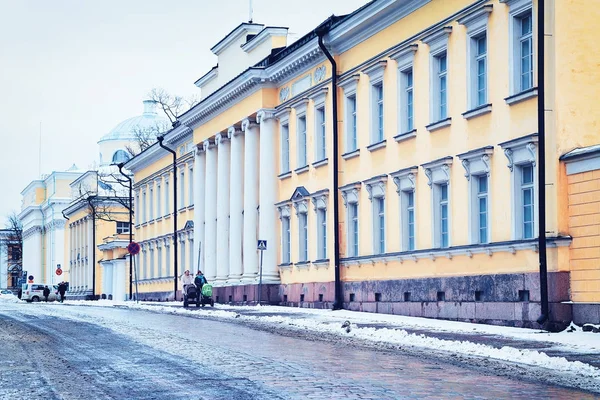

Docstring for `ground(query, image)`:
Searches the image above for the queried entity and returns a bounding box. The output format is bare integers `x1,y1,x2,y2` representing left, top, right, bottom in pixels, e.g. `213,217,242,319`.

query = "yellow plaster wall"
568,170,600,302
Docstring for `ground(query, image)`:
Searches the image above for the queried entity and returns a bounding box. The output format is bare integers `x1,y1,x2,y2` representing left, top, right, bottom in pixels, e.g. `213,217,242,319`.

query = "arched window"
112,150,131,164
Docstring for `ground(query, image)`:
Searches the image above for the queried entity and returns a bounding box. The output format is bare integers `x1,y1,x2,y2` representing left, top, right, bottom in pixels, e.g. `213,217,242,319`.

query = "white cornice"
20,180,44,196
194,67,218,89
328,0,432,54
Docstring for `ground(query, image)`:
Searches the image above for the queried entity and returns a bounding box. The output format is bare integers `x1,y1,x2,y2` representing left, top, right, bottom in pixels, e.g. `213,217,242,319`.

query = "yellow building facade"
125,0,600,327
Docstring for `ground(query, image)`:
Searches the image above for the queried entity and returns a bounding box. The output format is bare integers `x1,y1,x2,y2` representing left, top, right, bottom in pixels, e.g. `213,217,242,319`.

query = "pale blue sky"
0,0,368,225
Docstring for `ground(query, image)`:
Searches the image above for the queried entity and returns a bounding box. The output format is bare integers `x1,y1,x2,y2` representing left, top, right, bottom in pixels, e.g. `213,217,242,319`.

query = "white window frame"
422,27,452,125
459,5,492,111
180,239,186,272
276,108,291,175
179,170,185,209
149,244,155,278
365,175,387,255
156,181,161,219
391,44,418,138
502,0,534,96
157,244,162,277
310,88,328,164
341,183,361,257
116,221,129,234
311,190,329,260
458,146,494,244
293,198,309,262
149,184,154,221
500,134,539,240
291,98,309,171
188,166,194,206
165,240,171,276
134,191,140,225
277,203,292,264
142,246,147,279
142,190,147,223
422,157,453,248
339,75,360,154
189,237,194,271
392,167,418,251
363,61,387,146
164,175,170,215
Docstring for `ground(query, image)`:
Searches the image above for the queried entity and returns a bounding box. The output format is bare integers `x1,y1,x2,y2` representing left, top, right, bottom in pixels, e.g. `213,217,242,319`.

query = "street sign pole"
257,240,267,305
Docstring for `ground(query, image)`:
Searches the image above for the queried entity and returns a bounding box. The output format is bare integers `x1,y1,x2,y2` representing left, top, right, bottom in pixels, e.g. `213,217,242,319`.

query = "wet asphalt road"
0,302,598,400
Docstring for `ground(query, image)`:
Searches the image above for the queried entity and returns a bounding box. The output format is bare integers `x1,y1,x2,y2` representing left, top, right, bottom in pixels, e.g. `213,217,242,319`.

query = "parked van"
20,283,58,302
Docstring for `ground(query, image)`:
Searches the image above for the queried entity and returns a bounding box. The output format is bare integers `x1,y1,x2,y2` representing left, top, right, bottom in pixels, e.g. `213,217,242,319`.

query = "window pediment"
499,134,538,171
458,146,494,180
458,4,493,34
290,97,309,115
364,175,388,200
340,181,361,206
339,74,360,95
391,44,418,71
421,26,452,54
363,60,387,85
276,201,291,219
391,166,418,192
310,189,329,211
421,156,453,186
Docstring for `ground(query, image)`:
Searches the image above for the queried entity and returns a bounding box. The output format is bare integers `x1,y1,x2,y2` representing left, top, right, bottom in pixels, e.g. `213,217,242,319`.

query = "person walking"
43,285,50,302
180,270,194,301
57,282,67,303
194,271,207,303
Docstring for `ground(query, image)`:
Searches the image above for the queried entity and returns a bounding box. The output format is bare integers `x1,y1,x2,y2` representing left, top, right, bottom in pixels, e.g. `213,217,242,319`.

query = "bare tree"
1,211,23,263
125,88,199,156
147,88,199,124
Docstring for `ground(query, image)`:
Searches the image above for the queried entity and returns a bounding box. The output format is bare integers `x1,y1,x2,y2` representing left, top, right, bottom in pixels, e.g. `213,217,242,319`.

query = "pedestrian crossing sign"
257,240,267,251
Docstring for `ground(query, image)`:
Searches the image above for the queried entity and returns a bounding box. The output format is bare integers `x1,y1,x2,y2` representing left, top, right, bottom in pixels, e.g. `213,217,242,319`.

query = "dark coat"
43,287,50,297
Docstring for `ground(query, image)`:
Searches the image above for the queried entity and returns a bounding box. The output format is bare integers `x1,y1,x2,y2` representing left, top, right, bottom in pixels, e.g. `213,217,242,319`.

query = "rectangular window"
157,246,162,277
149,188,154,220
521,164,534,239
373,83,384,142
403,69,414,132
156,184,161,218
519,12,533,91
282,216,291,263
180,240,186,271
142,191,147,223
165,245,171,276
440,183,449,248
116,221,129,234
281,124,290,173
349,203,359,257
474,34,487,107
189,241,194,271
347,96,357,151
142,250,147,279
317,208,327,259
437,54,448,120
135,194,140,225
375,197,385,254
150,249,155,278
477,176,488,243
189,168,194,206
404,190,415,251
316,108,326,161
165,180,170,215
298,213,308,262
179,171,185,209
297,116,307,168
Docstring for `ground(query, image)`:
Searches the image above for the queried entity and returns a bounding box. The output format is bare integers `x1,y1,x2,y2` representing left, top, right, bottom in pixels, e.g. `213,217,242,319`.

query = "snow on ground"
5,297,600,380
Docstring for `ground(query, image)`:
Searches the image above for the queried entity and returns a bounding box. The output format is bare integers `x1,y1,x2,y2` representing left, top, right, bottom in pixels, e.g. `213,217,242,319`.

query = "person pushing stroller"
194,271,207,304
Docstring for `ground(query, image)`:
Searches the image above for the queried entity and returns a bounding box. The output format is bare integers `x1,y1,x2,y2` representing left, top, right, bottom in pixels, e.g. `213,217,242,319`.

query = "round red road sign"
56,269,62,276
127,242,141,255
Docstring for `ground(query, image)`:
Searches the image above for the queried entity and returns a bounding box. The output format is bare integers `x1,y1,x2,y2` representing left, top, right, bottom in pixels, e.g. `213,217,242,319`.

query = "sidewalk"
55,299,600,379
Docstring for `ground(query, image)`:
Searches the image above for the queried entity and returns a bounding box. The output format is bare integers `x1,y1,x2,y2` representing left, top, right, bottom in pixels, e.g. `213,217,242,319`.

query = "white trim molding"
364,175,388,200
457,146,494,181
340,182,361,207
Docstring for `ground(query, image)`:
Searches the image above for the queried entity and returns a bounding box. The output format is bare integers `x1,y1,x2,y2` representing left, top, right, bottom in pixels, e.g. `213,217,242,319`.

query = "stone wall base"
572,303,600,325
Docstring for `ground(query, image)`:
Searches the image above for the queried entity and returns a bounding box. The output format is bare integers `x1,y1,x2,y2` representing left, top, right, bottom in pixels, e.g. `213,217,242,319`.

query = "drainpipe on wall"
117,162,134,301
316,24,343,311
62,210,70,283
157,136,178,301
536,0,549,326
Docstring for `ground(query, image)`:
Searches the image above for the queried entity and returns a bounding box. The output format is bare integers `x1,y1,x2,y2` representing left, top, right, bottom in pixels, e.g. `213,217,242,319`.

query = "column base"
241,273,258,284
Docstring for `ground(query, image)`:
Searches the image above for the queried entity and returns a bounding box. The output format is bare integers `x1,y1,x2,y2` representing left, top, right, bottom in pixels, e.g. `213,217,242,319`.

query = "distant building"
0,229,22,290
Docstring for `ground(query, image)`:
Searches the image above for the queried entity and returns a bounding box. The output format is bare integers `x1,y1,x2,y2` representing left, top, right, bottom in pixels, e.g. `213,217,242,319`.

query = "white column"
87,217,93,291
215,132,231,285
113,259,126,301
242,118,260,282
203,139,218,282
53,221,65,286
257,109,280,283
228,125,244,283
193,145,206,273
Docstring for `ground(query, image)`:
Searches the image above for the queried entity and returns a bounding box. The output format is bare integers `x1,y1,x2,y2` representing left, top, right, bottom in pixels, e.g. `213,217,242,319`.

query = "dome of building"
98,100,170,143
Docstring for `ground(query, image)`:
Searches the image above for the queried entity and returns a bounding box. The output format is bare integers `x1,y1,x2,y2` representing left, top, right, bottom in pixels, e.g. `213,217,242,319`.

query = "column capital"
215,132,230,145
256,108,276,124
227,125,242,139
203,139,216,151
194,143,205,156
241,118,258,131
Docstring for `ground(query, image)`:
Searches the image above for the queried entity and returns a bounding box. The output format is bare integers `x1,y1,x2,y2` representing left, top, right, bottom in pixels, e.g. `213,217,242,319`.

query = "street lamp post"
117,162,133,300
157,136,178,301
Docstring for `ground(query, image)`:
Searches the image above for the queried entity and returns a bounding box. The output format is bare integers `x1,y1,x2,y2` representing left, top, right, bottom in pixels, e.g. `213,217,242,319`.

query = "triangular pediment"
290,186,310,201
